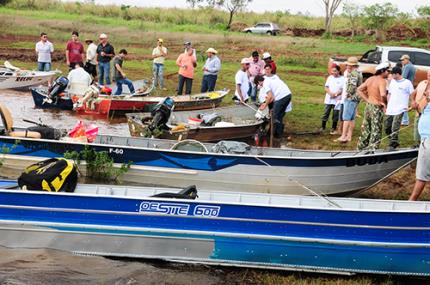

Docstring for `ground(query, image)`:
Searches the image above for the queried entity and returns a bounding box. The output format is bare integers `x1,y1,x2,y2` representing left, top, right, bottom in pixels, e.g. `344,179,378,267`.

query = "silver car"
243,22,280,36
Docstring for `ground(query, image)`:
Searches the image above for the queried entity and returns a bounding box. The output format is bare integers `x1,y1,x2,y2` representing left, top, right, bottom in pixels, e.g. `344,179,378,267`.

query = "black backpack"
18,158,78,192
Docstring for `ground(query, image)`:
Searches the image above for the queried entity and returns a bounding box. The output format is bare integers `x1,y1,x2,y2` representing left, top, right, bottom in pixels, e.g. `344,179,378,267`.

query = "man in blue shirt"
201,48,221,93
400,54,416,125
409,90,430,201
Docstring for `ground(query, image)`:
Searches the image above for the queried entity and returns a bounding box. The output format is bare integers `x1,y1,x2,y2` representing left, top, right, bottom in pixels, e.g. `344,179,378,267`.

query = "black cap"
252,51,259,57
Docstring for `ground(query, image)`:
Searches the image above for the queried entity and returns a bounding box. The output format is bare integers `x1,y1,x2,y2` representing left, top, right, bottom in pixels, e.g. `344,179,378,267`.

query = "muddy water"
0,89,129,136
0,90,243,284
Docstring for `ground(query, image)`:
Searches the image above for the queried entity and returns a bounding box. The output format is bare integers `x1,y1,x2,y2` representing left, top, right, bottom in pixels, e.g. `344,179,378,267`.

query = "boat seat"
151,185,198,200
0,103,41,139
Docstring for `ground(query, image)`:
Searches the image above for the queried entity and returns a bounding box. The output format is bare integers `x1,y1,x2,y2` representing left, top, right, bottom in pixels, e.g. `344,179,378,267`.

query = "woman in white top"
321,65,344,135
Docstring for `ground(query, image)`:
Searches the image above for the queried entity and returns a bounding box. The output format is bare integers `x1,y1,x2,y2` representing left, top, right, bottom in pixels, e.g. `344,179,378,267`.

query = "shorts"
416,138,430,181
343,99,358,121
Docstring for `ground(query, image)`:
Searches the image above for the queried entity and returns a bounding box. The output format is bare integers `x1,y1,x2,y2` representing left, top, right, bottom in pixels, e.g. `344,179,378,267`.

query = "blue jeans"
37,62,51,71
401,111,409,125
201,74,217,93
153,63,164,88
273,94,291,138
98,61,111,85
249,83,257,102
115,78,135,95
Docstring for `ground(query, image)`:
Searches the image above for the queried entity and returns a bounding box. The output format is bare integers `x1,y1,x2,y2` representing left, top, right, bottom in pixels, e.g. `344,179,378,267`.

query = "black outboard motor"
48,76,69,102
147,97,175,132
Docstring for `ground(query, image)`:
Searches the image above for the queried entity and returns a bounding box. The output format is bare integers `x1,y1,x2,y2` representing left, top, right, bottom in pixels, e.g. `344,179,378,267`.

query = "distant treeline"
1,0,430,40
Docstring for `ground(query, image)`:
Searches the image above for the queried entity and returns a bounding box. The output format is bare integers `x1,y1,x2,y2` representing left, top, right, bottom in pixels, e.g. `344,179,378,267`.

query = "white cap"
99,33,108,39
262,52,271,59
375,62,390,71
241,58,252,64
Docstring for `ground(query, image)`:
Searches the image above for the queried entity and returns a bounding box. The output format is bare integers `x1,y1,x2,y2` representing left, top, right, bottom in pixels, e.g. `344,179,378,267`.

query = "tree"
363,3,398,40
322,0,343,35
186,0,252,30
0,0,11,6
417,5,430,29
342,1,361,38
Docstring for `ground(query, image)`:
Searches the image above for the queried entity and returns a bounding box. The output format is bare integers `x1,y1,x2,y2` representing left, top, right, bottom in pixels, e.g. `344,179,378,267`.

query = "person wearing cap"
96,33,115,86
336,57,363,143
409,74,430,201
411,70,430,145
262,52,277,74
176,47,197,95
384,66,414,150
400,54,416,126
152,38,168,90
184,41,197,58
113,49,135,96
201,48,221,93
35,32,54,72
84,39,98,78
66,31,84,71
234,58,251,103
255,64,292,139
248,51,265,102
356,62,390,152
320,64,344,135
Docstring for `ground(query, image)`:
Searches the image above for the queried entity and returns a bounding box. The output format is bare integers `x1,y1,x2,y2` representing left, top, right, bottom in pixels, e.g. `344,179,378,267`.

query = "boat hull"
0,188,429,276
0,71,56,89
0,134,418,196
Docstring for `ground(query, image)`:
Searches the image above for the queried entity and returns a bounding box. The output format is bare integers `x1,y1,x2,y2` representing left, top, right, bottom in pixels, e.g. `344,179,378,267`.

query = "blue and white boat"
0,131,418,196
0,183,429,276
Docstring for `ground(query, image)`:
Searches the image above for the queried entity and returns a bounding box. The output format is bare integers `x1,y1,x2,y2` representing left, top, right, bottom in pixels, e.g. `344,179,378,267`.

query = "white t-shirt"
263,75,291,101
67,67,92,95
324,75,344,105
386,78,414,116
340,70,349,104
35,40,54,63
86,43,98,65
259,76,293,113
234,69,250,101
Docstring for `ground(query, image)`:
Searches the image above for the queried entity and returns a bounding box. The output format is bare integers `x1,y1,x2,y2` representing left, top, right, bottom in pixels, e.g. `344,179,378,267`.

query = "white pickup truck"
329,46,430,86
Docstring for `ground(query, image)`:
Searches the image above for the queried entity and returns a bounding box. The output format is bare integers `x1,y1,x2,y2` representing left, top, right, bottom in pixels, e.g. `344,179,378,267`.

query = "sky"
77,0,429,16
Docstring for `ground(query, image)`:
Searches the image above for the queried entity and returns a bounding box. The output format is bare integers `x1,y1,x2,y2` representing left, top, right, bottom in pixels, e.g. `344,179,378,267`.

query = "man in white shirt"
255,64,292,138
67,62,93,96
234,58,251,103
321,65,344,134
84,39,98,78
385,66,414,150
152,38,168,90
35,32,54,71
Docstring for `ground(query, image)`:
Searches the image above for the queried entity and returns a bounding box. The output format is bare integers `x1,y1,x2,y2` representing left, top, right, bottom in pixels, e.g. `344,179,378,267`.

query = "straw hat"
206,48,218,54
99,33,108,39
345,57,359,66
400,54,410,61
158,38,164,43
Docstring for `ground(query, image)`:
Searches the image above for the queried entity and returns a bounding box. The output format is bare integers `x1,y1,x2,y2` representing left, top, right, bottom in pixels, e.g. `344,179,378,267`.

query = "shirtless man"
410,70,430,145
357,62,390,151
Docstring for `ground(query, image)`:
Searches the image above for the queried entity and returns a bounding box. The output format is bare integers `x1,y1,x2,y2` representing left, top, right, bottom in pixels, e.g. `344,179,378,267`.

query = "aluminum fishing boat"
126,104,265,142
0,183,429,276
0,61,56,89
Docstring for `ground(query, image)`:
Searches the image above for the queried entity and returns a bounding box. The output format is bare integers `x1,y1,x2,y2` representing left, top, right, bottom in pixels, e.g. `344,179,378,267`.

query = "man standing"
84,39,98,78
400,54,416,126
113,49,135,96
262,52,277,74
152,38,168,90
65,31,84,71
411,71,430,145
35,32,54,72
234,58,251,103
409,84,430,201
176,47,197,95
201,48,221,93
385,66,414,150
336,57,362,143
255,64,292,138
320,65,344,134
248,51,265,102
96,33,115,86
357,62,390,152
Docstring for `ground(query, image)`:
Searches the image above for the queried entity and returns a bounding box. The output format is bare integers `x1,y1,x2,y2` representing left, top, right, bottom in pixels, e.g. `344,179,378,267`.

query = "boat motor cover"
48,76,69,98
18,158,78,192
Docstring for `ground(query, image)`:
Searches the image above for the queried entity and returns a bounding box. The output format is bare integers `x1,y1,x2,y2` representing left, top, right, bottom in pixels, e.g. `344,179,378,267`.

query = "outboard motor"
48,76,69,102
147,97,175,132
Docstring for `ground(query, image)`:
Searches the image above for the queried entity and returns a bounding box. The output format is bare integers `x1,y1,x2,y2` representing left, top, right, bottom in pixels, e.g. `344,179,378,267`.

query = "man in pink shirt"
66,31,85,71
176,47,197,95
248,51,265,102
